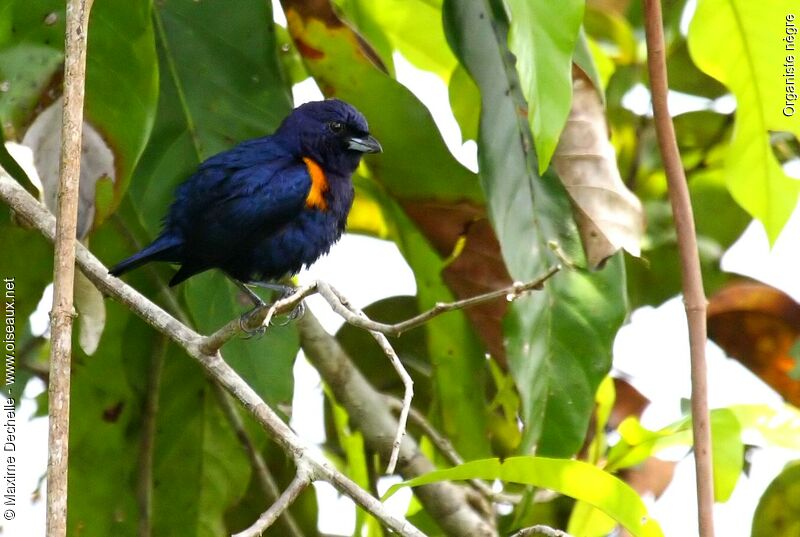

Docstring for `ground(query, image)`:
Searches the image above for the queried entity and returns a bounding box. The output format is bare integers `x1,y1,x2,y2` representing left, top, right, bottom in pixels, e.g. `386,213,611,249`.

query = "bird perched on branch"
110,99,381,312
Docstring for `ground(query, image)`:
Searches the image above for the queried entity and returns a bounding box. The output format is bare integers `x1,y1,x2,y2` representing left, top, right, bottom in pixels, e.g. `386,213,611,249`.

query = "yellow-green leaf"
688,0,800,240
384,456,664,537
507,0,585,173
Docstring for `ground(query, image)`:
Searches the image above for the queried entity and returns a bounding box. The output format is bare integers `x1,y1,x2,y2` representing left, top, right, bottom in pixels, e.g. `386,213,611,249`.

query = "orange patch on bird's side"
303,157,328,210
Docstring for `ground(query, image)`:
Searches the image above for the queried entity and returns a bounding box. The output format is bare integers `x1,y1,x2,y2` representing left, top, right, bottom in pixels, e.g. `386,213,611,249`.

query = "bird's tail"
109,234,182,277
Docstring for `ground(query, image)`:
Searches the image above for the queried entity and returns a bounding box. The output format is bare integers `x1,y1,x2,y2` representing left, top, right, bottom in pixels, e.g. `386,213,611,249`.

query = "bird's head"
276,99,382,175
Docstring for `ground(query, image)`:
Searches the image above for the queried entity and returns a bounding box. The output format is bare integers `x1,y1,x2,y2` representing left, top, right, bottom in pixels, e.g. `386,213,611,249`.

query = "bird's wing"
176,159,313,257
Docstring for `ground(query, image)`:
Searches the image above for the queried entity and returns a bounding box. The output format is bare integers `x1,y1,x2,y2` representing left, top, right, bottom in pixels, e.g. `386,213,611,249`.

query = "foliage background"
1,0,800,535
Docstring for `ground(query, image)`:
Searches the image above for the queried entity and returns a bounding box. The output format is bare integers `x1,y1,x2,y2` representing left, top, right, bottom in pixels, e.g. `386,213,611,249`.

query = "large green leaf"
506,0,585,173
385,456,665,537
443,0,627,456
688,0,800,240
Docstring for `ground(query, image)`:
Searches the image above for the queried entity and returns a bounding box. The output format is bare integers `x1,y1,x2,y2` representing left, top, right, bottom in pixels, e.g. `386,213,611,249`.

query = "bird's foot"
247,281,306,325
238,307,268,338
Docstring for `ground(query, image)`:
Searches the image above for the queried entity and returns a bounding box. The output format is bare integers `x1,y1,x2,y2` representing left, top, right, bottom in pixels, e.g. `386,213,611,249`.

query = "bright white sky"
7,2,800,535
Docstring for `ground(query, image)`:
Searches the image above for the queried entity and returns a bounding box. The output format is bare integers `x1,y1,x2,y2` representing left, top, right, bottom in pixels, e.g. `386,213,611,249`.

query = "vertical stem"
137,336,166,537
642,2,715,537
46,1,93,536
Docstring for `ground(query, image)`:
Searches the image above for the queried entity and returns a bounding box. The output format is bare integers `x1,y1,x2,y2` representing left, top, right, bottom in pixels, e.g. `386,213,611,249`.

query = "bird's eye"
328,121,343,133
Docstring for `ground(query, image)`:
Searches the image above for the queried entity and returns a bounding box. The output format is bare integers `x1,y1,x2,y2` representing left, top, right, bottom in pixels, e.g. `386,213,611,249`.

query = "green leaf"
606,408,746,502
0,44,63,136
751,461,800,537
448,64,480,142
384,456,665,537
444,0,627,456
335,0,456,80
184,272,298,407
506,0,585,173
688,0,800,240
728,404,800,450
153,0,292,159
667,40,727,99
711,408,743,502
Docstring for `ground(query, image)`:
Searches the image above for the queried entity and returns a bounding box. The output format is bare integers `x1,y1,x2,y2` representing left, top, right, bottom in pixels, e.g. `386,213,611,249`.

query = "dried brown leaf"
553,70,644,267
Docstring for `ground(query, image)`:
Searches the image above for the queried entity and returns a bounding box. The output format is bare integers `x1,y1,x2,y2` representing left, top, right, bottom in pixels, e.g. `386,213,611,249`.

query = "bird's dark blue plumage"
110,99,381,288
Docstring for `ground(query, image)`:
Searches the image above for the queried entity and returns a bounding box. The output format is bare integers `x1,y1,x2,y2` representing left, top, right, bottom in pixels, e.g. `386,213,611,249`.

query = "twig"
316,282,413,474
0,175,425,537
203,266,561,353
642,2,715,537
298,312,497,536
321,266,560,337
383,395,520,506
214,384,305,537
46,2,93,536
232,468,311,537
137,335,166,537
511,525,573,537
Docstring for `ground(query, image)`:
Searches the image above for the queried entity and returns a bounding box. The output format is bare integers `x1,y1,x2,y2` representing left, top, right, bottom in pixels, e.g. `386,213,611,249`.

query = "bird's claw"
239,308,268,339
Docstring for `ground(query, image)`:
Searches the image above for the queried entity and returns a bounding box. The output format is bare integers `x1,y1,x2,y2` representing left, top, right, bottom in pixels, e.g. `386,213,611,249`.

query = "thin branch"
214,384,305,537
643,2,715,537
298,312,497,536
137,335,166,537
0,175,424,537
47,2,93,536
511,526,573,537
203,266,561,353
383,395,520,506
232,470,311,537
316,282,413,474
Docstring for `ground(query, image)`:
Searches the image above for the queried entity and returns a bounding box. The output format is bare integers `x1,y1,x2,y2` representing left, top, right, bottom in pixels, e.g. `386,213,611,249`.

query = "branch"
232,469,311,537
47,1,93,536
214,384,305,537
315,282,413,474
0,175,424,537
203,266,561,352
136,335,166,537
643,2,715,537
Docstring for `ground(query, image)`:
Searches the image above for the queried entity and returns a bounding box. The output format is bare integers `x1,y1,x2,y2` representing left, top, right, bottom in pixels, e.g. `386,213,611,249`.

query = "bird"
109,99,381,315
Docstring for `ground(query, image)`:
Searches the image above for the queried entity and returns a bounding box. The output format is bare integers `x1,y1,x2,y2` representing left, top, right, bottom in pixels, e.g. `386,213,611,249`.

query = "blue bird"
110,99,381,310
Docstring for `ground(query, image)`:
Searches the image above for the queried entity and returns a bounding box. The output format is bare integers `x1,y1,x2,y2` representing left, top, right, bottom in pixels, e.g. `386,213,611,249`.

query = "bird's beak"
347,135,382,154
